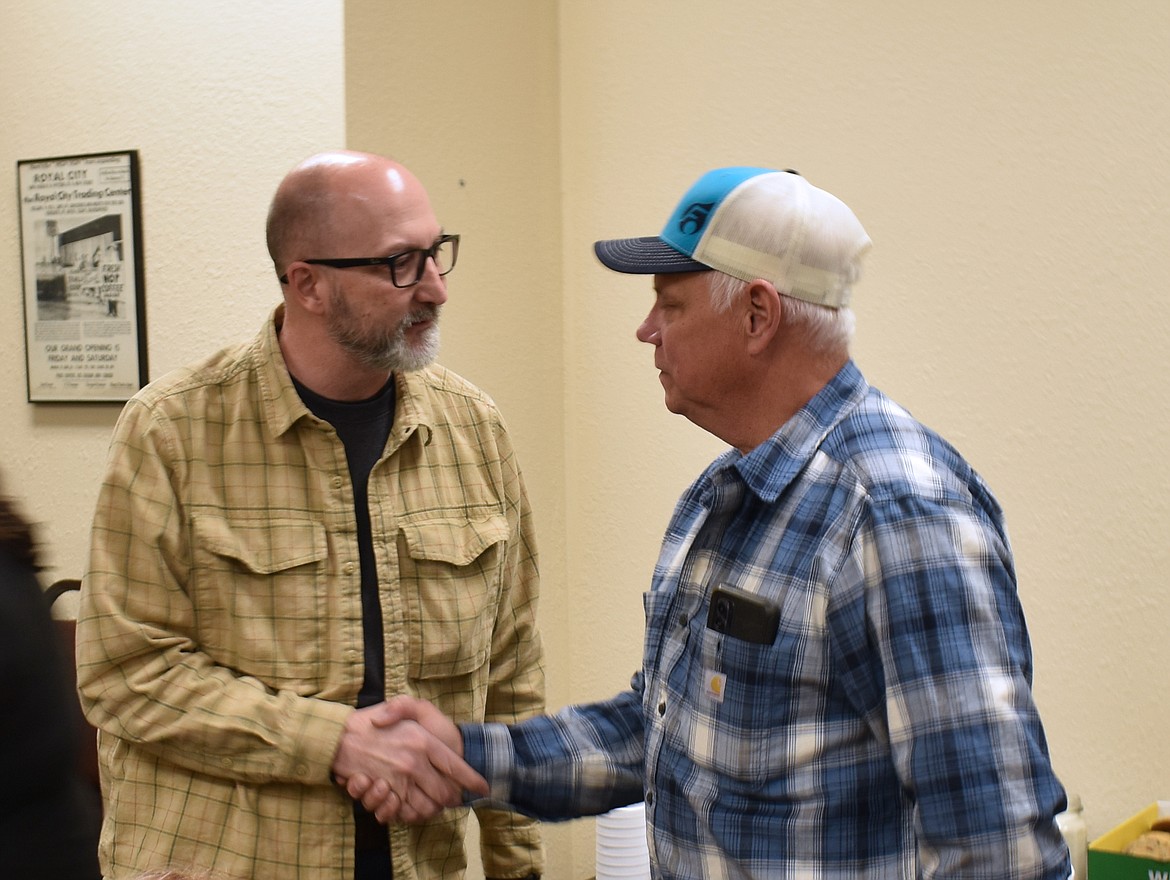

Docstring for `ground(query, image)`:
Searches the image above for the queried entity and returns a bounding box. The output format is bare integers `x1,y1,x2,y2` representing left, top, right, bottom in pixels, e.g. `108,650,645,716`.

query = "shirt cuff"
461,721,515,804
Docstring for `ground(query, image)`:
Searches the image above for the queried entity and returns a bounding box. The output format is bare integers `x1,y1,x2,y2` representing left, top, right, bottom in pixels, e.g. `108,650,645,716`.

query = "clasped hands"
331,695,485,824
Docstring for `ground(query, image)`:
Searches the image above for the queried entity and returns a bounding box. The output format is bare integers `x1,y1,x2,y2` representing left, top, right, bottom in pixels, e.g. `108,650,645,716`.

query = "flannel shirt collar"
253,304,434,446
728,359,870,505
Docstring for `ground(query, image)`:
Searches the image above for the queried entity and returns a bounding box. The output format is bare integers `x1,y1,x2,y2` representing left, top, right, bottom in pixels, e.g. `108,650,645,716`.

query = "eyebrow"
379,228,446,256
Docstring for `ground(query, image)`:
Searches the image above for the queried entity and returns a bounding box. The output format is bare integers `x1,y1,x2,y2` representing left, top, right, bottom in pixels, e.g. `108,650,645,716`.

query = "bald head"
265,150,425,280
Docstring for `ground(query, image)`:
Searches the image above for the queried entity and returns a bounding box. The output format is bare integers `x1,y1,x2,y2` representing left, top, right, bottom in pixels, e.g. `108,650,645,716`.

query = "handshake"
330,695,489,825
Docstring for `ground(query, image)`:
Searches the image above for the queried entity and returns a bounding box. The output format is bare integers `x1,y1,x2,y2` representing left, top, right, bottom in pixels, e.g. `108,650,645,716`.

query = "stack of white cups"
595,802,651,880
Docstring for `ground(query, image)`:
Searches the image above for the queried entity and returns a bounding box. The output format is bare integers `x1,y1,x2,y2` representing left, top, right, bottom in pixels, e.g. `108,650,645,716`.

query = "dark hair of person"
0,495,41,571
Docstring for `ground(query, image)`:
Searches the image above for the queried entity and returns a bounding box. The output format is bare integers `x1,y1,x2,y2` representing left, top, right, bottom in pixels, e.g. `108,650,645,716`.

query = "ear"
282,262,329,316
743,279,782,355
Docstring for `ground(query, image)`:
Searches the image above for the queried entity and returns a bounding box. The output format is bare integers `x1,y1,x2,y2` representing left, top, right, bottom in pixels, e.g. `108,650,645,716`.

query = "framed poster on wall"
17,150,147,403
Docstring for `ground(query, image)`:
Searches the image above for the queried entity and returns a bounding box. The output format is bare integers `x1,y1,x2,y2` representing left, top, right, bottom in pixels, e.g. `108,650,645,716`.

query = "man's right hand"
332,700,488,824
341,696,479,823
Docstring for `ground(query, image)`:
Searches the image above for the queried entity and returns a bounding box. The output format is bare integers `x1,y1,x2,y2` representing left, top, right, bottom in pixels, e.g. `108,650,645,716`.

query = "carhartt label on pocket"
703,669,727,703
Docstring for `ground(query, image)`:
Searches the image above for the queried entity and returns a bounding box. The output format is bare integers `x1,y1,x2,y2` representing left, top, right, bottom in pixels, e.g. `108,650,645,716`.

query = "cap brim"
593,236,710,275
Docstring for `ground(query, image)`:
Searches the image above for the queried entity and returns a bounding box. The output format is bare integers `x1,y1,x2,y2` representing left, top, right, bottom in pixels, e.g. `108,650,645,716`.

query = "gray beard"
328,297,441,373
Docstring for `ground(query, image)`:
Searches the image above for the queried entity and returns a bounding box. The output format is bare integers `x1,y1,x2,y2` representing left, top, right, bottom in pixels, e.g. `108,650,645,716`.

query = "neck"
277,313,392,401
723,350,848,454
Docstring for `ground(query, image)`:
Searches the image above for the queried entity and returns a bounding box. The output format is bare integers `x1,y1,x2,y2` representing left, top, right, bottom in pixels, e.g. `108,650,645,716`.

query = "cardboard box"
1090,801,1170,880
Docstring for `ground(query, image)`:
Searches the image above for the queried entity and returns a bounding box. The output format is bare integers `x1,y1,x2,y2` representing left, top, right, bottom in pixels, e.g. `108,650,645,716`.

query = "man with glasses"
77,151,546,880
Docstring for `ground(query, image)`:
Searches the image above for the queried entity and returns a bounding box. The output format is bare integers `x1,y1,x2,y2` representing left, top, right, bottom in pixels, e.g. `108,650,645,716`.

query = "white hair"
707,271,855,356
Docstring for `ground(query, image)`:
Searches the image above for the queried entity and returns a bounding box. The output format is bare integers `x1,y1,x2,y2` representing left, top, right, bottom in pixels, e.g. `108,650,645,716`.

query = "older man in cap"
353,166,1070,880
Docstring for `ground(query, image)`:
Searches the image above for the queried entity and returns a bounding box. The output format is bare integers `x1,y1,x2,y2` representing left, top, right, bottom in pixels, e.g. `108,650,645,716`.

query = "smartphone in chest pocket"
706,584,780,645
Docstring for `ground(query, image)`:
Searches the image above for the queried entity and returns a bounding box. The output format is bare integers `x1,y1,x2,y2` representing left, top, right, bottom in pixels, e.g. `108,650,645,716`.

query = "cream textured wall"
558,0,1170,860
343,3,569,875
349,2,1170,877
0,1,347,606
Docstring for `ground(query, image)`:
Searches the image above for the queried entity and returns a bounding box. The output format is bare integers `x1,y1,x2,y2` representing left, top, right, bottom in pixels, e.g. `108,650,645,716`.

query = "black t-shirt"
292,374,396,709
292,374,398,860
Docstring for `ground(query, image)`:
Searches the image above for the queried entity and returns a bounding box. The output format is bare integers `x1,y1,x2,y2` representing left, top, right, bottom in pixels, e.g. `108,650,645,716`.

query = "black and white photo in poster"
17,150,147,402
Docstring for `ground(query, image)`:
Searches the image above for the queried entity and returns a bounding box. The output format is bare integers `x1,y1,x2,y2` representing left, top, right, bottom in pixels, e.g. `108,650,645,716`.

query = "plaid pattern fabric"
76,306,545,880
465,360,1069,880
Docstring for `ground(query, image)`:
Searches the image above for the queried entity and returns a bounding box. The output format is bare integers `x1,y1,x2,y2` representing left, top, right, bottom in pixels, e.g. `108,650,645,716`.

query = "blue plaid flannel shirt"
463,360,1070,879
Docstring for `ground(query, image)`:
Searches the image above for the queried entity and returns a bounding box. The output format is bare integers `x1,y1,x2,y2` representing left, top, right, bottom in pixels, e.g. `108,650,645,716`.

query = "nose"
414,258,449,305
636,312,659,345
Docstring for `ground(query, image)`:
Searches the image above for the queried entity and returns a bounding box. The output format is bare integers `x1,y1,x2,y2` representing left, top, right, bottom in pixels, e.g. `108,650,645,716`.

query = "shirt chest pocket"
398,514,509,681
190,514,329,689
684,581,829,786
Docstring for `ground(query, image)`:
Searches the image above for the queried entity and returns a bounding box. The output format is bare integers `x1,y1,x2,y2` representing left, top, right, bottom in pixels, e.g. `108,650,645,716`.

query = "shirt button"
645,791,654,806
657,701,666,716
677,613,688,627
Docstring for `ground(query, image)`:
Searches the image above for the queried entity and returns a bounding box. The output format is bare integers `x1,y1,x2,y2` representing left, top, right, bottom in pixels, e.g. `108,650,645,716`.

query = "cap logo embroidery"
678,201,714,236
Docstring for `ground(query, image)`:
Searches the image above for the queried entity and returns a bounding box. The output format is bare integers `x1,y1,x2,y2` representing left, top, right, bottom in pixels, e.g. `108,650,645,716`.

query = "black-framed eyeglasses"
279,234,459,288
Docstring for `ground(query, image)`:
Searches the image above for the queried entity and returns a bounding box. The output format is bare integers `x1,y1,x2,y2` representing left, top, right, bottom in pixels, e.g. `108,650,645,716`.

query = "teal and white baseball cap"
593,166,871,308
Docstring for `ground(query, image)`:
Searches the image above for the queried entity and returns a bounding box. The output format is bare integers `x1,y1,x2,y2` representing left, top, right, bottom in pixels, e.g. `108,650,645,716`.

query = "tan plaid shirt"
77,306,545,880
